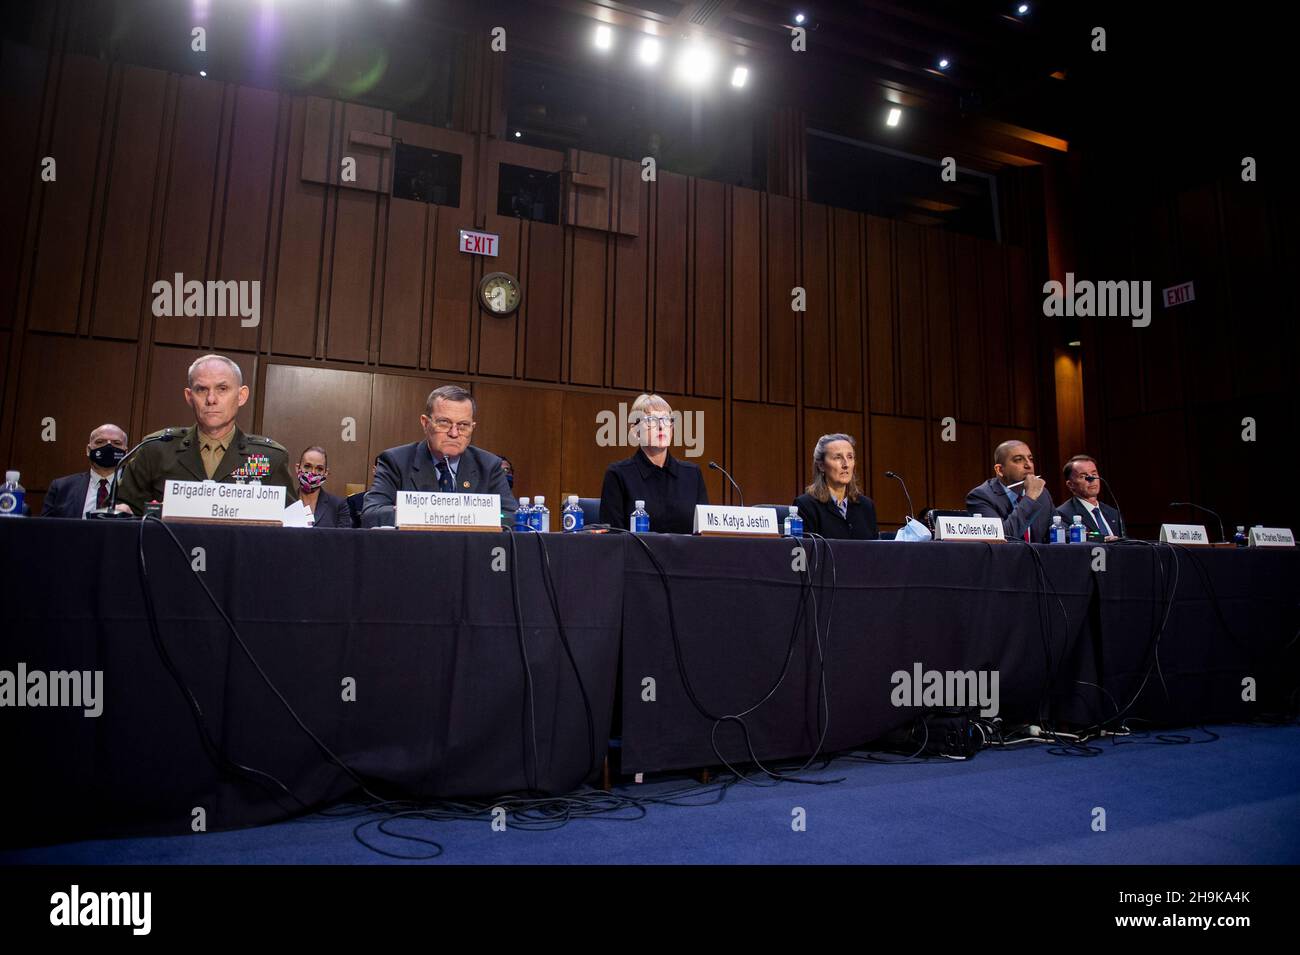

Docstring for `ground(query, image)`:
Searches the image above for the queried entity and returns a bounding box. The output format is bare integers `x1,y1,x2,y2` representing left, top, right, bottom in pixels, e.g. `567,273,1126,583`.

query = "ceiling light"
676,42,717,86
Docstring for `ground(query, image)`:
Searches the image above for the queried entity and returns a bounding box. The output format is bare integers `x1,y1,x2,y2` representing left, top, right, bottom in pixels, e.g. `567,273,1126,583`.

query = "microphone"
707,461,744,507
1097,476,1126,538
884,471,915,522
1169,501,1226,543
89,428,183,520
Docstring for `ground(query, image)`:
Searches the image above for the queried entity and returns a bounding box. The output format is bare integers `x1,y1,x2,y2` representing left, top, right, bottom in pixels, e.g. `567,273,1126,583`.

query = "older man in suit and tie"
1054,454,1123,541
965,439,1055,543
362,384,517,528
41,424,129,518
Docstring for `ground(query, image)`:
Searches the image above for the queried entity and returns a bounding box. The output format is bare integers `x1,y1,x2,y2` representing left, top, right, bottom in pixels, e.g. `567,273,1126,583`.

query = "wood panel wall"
1,48,1045,526
1080,173,1299,539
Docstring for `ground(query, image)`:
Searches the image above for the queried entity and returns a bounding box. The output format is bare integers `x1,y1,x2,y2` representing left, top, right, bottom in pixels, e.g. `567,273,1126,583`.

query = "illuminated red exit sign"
458,229,499,257
1162,281,1195,307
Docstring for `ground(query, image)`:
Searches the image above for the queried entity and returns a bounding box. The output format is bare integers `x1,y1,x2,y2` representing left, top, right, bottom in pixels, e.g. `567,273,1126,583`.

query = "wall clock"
479,271,522,316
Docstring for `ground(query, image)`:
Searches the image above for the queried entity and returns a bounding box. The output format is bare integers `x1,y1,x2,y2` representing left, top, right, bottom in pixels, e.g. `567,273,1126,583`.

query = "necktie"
436,459,453,492
836,497,848,519
95,478,109,510
1093,505,1112,537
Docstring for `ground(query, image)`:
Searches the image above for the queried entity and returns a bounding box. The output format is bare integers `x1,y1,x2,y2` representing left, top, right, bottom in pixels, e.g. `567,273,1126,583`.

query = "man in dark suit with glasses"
361,385,517,528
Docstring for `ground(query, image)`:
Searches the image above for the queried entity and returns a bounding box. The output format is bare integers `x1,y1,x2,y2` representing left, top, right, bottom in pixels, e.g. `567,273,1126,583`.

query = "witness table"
2,519,1295,845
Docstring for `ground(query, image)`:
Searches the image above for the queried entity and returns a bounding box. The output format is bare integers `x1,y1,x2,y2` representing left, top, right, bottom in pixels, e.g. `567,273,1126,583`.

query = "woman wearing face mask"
296,446,346,528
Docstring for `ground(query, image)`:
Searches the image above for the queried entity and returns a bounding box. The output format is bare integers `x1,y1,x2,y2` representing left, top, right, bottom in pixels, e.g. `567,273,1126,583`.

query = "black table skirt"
1,519,623,846
3,519,1296,845
618,537,1298,773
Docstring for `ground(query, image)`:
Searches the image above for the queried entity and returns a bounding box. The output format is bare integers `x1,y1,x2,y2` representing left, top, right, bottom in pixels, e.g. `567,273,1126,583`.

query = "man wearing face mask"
41,424,130,518
296,446,347,528
362,384,516,528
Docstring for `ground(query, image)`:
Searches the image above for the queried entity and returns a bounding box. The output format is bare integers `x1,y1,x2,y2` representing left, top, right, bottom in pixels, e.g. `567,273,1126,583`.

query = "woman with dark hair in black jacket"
792,432,878,540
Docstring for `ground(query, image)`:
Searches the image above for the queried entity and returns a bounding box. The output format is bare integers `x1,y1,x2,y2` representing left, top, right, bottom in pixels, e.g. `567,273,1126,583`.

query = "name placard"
1248,526,1296,548
693,505,780,537
163,480,285,524
1158,523,1211,545
396,491,501,531
934,515,1005,542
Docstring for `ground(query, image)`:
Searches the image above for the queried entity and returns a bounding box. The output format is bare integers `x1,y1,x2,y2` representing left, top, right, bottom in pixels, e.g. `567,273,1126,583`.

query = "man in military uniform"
115,354,297,514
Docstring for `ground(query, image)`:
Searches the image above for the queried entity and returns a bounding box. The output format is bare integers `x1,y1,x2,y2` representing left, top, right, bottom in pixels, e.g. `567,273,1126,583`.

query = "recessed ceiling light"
594,25,612,51
676,42,717,86
731,66,749,88
938,58,950,70
794,13,806,25
639,37,661,65
886,107,901,127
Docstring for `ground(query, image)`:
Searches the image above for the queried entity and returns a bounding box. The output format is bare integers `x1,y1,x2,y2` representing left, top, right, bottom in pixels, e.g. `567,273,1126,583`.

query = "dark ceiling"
7,1,1284,228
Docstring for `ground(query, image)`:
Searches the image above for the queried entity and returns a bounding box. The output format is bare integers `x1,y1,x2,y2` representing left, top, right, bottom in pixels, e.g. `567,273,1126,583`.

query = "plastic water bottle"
514,496,532,532
1050,515,1065,544
534,495,550,533
1069,514,1085,544
784,505,803,538
562,495,584,533
0,471,24,518
630,499,649,533
1233,525,1248,547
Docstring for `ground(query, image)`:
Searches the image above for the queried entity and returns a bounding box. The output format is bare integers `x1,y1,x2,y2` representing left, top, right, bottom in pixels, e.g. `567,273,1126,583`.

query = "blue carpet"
5,724,1298,864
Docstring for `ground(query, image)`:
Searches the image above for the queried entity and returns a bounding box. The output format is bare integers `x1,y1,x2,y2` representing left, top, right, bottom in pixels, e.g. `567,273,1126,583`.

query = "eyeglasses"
639,416,674,429
429,418,476,434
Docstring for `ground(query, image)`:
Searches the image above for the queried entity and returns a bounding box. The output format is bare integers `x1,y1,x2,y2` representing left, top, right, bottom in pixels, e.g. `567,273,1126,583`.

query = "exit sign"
1162,281,1195,307
458,229,499,257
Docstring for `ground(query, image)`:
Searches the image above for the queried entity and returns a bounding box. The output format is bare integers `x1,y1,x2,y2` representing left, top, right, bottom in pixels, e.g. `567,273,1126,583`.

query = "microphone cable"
531,531,599,782
618,528,841,786
135,515,402,821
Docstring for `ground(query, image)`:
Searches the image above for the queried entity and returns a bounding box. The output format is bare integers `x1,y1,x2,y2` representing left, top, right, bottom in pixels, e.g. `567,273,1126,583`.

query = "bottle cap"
535,495,545,504
789,506,798,515
4,471,17,483
519,497,530,506
635,500,645,508
568,495,578,504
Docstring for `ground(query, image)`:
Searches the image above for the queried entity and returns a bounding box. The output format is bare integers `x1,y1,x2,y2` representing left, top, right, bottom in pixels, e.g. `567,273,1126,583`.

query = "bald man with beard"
965,439,1055,543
